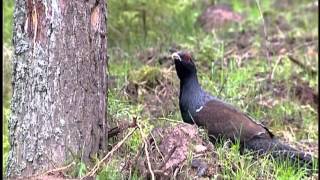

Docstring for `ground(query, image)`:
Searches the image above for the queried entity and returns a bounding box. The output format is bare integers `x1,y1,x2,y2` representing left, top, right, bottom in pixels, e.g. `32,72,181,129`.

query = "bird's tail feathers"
245,138,318,171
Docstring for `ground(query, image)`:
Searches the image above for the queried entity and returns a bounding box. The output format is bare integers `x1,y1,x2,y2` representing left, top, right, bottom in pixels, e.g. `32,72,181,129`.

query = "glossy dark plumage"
172,51,317,170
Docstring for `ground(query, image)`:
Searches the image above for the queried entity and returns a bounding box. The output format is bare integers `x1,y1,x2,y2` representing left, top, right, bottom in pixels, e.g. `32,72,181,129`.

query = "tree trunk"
7,0,108,178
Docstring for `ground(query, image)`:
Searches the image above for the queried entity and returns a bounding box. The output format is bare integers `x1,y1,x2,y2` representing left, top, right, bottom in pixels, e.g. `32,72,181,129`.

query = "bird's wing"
194,99,273,142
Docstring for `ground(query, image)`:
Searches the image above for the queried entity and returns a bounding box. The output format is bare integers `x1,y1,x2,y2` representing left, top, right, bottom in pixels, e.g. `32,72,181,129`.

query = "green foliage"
96,161,122,180
273,161,308,179
2,45,12,176
214,140,310,179
108,0,201,50
3,0,14,45
71,161,87,178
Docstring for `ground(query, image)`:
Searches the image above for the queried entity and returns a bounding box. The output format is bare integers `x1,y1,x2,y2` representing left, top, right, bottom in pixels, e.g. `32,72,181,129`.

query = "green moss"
128,65,162,87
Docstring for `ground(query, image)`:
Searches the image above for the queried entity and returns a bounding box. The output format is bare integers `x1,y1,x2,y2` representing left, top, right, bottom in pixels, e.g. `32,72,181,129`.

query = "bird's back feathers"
193,99,273,143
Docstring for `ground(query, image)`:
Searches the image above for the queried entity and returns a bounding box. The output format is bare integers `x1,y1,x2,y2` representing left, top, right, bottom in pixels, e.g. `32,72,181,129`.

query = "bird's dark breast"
179,86,213,120
179,98,197,124
193,100,272,143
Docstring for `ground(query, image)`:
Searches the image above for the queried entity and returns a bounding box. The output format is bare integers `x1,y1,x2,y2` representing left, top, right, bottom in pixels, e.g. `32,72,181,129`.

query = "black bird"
172,51,317,170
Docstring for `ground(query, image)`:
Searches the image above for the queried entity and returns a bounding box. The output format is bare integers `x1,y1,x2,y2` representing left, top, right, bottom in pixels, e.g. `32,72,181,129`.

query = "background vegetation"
3,0,318,179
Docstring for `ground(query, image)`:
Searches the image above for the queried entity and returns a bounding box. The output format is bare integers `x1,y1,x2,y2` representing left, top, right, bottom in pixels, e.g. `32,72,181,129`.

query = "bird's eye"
181,53,192,62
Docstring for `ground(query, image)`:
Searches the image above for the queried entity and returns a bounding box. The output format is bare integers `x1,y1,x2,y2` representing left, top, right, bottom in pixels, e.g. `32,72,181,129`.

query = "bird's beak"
171,52,182,61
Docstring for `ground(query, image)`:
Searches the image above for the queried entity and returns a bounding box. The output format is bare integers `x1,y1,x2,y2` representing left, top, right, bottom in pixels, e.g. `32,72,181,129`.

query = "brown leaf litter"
196,3,318,67
123,65,179,118
197,4,243,32
124,123,221,179
270,75,318,109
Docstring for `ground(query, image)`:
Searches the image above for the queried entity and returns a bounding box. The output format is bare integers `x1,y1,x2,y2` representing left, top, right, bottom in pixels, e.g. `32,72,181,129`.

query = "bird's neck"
179,75,202,103
179,75,203,124
180,74,200,90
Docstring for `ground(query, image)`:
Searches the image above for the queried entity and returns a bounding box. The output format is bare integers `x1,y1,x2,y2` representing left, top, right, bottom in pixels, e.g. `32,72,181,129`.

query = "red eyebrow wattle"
183,53,192,61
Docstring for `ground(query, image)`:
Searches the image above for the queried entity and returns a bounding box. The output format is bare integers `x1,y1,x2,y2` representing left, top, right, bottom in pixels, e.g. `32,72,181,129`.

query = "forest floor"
101,1,318,179
2,0,318,179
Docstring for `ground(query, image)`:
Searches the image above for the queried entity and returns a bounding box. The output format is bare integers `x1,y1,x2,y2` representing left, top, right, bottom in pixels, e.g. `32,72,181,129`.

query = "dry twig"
20,161,76,180
271,55,284,80
137,123,155,180
150,132,165,161
157,145,177,170
82,127,138,179
158,117,181,124
39,161,76,177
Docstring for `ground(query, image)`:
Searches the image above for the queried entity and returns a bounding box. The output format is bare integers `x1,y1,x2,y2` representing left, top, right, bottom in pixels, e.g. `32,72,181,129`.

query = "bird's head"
171,51,197,80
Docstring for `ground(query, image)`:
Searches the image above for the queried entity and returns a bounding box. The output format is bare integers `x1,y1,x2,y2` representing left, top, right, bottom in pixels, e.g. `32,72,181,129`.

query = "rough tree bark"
7,0,108,178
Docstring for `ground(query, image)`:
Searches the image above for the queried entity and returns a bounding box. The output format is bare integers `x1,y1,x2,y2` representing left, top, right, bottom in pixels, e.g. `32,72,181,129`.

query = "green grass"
98,56,317,179
99,0,318,177
96,160,123,180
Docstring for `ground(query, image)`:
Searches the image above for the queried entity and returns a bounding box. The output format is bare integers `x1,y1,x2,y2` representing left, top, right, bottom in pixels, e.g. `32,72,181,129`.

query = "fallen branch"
157,145,177,170
39,161,76,177
108,127,122,139
288,54,317,75
108,118,137,139
20,161,76,180
158,117,181,124
82,127,138,179
173,167,180,180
